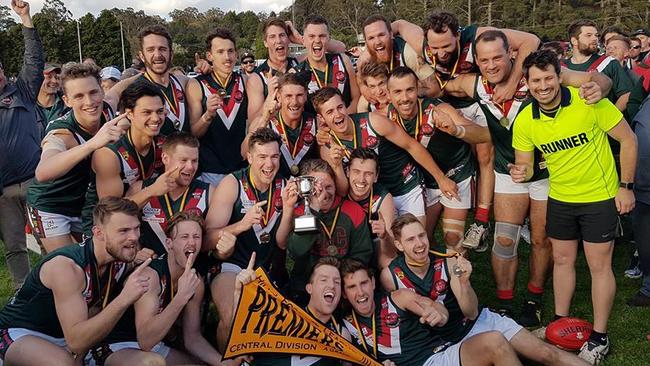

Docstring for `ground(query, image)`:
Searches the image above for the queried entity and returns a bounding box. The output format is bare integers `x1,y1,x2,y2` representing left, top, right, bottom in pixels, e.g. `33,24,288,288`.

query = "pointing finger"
184,252,194,273
247,252,257,271
133,257,152,275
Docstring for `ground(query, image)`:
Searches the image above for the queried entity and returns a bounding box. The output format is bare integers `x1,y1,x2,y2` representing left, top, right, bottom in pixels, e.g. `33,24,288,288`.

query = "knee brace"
442,218,465,246
492,222,522,259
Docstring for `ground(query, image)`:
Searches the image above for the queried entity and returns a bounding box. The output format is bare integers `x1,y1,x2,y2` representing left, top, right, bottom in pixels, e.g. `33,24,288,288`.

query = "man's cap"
44,63,61,74
100,66,122,81
632,29,650,37
241,52,255,62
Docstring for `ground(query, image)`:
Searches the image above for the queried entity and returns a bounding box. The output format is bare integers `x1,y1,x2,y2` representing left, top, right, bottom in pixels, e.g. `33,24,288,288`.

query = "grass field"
0,234,648,365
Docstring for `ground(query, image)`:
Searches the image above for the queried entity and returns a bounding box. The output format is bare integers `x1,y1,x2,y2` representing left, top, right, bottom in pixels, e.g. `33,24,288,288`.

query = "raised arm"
35,115,129,182
433,102,491,144
104,74,141,112
187,78,218,138
12,0,43,101
390,20,425,55
560,68,612,104
342,54,360,113
92,147,125,198
447,255,479,319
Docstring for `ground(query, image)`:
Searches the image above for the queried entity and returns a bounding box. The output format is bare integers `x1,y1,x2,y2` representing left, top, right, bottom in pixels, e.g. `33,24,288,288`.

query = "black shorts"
546,198,618,243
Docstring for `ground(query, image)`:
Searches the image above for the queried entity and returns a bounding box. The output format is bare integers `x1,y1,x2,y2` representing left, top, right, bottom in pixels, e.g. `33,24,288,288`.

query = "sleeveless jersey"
138,73,190,135
0,239,127,337
335,113,420,196
255,57,300,97
268,112,318,178
474,75,548,180
342,292,445,365
388,98,475,188
300,53,353,113
388,252,476,343
388,36,408,71
252,311,343,366
26,103,115,217
349,183,389,220
35,93,68,139
141,179,210,255
228,167,285,270
562,53,634,104
196,71,248,175
81,132,166,235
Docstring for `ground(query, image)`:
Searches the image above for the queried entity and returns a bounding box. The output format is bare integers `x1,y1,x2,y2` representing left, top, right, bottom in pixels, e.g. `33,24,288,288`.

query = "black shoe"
519,300,542,327
494,307,514,319
627,292,650,307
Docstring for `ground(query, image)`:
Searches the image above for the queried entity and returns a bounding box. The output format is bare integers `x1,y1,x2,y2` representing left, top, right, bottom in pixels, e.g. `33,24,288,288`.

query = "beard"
577,42,598,57
105,238,137,263
144,56,171,75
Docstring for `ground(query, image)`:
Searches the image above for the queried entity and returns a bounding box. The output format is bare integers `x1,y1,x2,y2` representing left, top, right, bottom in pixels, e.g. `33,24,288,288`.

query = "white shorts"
26,206,82,239
458,103,488,127
494,171,549,201
198,172,227,186
0,328,66,359
393,185,426,217
84,341,170,366
425,176,473,209
423,308,523,366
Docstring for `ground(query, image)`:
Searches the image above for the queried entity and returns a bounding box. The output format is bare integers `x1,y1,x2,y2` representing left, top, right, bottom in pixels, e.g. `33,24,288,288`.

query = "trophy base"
294,216,318,233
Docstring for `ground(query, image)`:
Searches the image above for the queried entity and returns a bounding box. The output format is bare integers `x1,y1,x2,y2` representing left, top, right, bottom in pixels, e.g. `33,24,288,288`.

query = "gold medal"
173,120,181,130
499,116,510,128
327,244,338,256
260,232,271,244
217,89,227,98
290,164,300,176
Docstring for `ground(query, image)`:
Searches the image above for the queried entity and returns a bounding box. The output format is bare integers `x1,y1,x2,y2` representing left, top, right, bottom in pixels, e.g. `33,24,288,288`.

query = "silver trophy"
294,176,318,233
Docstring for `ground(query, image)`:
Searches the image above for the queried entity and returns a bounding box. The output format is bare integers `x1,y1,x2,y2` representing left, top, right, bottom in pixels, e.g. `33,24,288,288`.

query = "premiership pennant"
225,268,382,366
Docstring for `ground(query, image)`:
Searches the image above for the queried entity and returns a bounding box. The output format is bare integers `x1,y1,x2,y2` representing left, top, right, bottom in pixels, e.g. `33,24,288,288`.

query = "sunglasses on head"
242,60,255,65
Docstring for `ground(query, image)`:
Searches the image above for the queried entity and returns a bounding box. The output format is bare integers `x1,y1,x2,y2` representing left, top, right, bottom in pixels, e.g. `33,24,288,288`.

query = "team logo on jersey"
396,270,404,279
434,279,448,294
421,123,434,136
234,90,244,102
119,150,129,161
274,196,283,212
384,312,401,328
366,135,378,149
1,96,13,105
335,71,347,83
401,162,414,178
143,206,161,216
185,207,203,216
174,88,185,101
514,90,529,101
359,118,368,129
303,132,314,145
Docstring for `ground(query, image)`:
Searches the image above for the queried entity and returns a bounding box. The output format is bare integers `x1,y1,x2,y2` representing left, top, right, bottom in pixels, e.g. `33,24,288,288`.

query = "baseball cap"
100,66,122,81
632,29,650,37
44,63,61,74
241,52,255,62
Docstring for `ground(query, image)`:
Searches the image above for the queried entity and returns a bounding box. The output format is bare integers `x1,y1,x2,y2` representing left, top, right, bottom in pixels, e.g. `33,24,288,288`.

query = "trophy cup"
294,176,318,233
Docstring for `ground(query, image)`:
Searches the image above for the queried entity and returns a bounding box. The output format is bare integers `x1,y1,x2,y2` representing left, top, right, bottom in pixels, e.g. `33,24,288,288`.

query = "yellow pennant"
225,268,382,366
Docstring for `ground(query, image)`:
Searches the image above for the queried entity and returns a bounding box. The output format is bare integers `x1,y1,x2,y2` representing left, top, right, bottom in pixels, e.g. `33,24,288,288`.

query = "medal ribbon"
319,205,341,243
351,310,377,358
144,72,179,116
310,62,329,88
277,113,304,159
396,99,423,139
431,39,461,90
330,126,356,160
248,169,273,227
405,249,460,267
482,78,511,116
126,129,154,179
163,188,190,218
306,306,341,335
100,265,115,309
213,71,232,91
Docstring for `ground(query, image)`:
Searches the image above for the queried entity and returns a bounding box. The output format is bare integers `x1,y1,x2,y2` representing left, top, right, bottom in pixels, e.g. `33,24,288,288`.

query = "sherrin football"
545,317,593,351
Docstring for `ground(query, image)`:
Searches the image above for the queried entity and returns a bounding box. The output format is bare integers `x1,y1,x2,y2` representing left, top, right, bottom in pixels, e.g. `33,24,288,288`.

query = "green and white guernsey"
195,71,248,175
139,73,190,135
388,98,475,189
81,132,166,235
334,112,420,197
0,239,127,337
140,179,211,255
342,292,447,365
26,103,115,217
255,57,300,98
268,112,319,178
227,167,286,271
388,252,477,344
473,75,548,181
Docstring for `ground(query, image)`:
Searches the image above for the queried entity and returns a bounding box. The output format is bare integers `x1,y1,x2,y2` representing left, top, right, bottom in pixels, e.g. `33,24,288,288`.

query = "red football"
545,317,593,351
